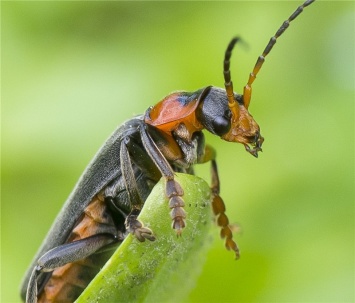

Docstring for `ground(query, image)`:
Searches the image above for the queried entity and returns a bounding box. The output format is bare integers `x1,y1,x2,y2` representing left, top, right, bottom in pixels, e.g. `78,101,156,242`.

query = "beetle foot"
171,212,186,235
166,180,186,234
221,226,240,259
126,210,156,242
132,225,156,242
169,196,186,234
212,193,240,259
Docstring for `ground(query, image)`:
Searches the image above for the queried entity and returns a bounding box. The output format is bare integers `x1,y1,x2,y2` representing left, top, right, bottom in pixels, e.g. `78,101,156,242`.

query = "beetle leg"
26,233,117,303
120,137,156,241
139,125,186,234
211,159,240,259
125,208,156,242
124,136,161,182
26,267,38,303
199,145,240,259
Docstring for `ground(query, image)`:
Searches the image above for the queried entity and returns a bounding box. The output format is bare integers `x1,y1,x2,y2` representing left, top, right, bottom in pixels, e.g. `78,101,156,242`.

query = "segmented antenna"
223,37,240,119
243,0,315,109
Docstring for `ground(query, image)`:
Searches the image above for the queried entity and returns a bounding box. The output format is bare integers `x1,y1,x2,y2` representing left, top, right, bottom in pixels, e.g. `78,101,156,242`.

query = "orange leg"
200,145,240,259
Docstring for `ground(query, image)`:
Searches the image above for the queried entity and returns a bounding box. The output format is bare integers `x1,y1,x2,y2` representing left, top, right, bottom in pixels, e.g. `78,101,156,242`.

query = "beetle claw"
132,225,156,242
125,213,156,242
172,217,186,233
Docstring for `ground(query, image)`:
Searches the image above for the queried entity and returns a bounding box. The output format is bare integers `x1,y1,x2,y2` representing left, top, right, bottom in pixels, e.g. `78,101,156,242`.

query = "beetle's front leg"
120,137,156,242
139,125,186,234
210,159,240,259
199,145,240,259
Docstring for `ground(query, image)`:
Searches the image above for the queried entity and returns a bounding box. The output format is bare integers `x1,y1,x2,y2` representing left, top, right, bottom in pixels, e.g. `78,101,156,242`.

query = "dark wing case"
20,116,144,299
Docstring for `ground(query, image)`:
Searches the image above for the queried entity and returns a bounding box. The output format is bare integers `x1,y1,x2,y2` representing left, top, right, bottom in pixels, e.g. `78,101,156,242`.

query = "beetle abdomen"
37,193,119,303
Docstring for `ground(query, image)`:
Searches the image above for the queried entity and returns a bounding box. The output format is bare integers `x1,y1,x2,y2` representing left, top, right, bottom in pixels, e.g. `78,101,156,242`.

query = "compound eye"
212,111,231,136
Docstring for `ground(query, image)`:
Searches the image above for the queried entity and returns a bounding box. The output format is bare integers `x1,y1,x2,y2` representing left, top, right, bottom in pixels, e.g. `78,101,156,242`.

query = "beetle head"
220,98,263,158
198,87,263,157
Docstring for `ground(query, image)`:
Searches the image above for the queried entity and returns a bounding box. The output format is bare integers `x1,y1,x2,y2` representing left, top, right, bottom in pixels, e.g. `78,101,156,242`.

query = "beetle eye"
212,114,231,136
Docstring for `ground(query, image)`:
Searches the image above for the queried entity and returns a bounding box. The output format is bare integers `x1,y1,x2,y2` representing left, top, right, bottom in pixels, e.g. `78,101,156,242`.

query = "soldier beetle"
21,1,315,302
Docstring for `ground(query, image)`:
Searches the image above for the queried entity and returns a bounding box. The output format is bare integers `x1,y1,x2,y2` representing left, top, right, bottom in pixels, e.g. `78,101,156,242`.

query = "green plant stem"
76,173,212,303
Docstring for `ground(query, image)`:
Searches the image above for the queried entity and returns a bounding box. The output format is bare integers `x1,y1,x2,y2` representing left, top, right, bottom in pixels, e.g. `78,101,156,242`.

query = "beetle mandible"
21,1,315,302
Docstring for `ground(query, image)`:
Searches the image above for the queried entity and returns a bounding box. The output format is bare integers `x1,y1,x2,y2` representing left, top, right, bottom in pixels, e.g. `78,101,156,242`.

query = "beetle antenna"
224,37,241,119
243,0,315,109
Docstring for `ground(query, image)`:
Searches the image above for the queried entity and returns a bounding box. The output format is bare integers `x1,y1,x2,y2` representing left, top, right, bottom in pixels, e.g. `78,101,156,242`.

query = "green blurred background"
2,1,354,302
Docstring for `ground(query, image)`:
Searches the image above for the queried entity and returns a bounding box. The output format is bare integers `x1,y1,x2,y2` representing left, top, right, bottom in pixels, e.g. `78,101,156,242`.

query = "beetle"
20,1,315,302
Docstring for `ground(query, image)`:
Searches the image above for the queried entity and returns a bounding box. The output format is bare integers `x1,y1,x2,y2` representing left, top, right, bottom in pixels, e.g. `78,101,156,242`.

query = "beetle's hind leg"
26,233,117,303
120,137,156,242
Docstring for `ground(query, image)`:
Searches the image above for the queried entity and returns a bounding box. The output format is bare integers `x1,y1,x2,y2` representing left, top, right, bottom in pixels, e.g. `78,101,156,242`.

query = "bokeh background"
2,1,354,302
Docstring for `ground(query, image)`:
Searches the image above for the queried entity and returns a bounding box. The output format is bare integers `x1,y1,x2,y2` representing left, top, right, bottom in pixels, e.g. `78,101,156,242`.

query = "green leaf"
76,173,212,303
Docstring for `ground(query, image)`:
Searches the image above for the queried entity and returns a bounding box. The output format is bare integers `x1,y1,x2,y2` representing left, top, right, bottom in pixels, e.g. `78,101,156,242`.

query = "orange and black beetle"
21,1,315,302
